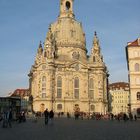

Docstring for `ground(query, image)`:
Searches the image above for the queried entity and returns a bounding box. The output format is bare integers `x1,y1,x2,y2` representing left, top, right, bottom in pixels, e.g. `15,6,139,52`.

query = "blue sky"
0,0,140,96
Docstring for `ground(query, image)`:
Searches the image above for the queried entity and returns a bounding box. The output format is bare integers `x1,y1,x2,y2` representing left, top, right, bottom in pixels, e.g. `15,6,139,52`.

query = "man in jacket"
44,108,49,125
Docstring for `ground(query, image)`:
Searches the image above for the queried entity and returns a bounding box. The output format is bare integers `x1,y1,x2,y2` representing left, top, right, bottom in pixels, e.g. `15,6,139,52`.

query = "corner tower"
126,38,140,117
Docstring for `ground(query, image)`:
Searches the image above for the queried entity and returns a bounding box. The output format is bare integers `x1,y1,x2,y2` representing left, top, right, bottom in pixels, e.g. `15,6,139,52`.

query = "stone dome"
44,0,86,52
49,17,86,50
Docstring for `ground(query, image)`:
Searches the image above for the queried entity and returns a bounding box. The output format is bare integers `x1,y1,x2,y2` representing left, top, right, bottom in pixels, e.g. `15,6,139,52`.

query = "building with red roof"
11,89,31,111
126,37,140,117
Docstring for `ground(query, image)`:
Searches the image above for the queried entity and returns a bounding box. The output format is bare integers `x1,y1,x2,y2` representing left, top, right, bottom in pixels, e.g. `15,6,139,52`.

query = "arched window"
40,103,45,112
44,51,47,57
74,104,80,112
89,78,94,99
42,76,46,98
90,105,95,111
137,92,140,100
42,76,46,82
66,1,71,11
57,76,62,98
57,104,62,110
47,51,49,57
89,78,94,88
135,63,140,72
71,30,76,38
74,77,79,99
93,56,96,62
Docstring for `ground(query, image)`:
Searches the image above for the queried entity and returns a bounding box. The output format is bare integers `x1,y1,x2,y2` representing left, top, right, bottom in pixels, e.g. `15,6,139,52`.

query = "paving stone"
0,118,140,140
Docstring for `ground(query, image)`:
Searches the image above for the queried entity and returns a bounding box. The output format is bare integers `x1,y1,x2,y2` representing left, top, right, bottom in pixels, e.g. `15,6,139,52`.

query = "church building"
28,0,108,114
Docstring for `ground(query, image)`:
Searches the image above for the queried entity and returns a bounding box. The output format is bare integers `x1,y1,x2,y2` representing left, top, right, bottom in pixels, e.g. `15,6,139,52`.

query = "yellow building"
109,82,129,115
28,0,108,114
126,38,140,116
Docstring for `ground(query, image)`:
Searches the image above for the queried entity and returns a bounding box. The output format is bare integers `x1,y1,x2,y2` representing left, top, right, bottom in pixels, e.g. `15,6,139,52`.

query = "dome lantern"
59,0,75,18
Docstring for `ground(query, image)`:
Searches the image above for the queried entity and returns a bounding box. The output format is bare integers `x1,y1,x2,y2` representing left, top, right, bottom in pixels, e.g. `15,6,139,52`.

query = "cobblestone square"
0,118,140,140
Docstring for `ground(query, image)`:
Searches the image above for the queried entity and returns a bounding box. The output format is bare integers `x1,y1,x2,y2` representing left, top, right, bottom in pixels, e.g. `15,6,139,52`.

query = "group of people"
44,109,54,125
1,108,138,128
0,109,28,128
17,111,26,123
71,111,138,121
110,113,137,122
0,109,12,128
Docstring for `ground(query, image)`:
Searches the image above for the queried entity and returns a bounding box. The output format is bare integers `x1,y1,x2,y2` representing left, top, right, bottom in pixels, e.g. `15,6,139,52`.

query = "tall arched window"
74,77,79,99
42,76,46,82
90,105,95,111
42,76,46,98
66,1,71,11
57,76,62,98
93,56,96,62
71,30,76,38
40,103,45,112
89,78,94,99
135,63,140,72
137,92,140,100
44,51,47,57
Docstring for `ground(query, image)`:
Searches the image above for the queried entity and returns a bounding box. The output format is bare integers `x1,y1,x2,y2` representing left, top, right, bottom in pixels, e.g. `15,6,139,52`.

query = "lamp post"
106,71,110,113
128,103,131,113
89,99,91,117
64,97,65,113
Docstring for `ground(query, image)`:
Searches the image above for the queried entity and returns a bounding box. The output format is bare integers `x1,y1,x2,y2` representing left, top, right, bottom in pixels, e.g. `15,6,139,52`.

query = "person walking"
2,111,8,128
129,113,133,121
2,109,12,128
49,110,54,125
134,114,137,121
44,108,49,125
7,108,12,127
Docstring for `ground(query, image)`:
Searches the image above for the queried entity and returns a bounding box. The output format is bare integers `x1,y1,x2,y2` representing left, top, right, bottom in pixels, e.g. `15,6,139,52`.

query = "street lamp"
128,103,131,113
89,99,91,117
121,106,123,112
64,97,66,113
106,71,110,113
